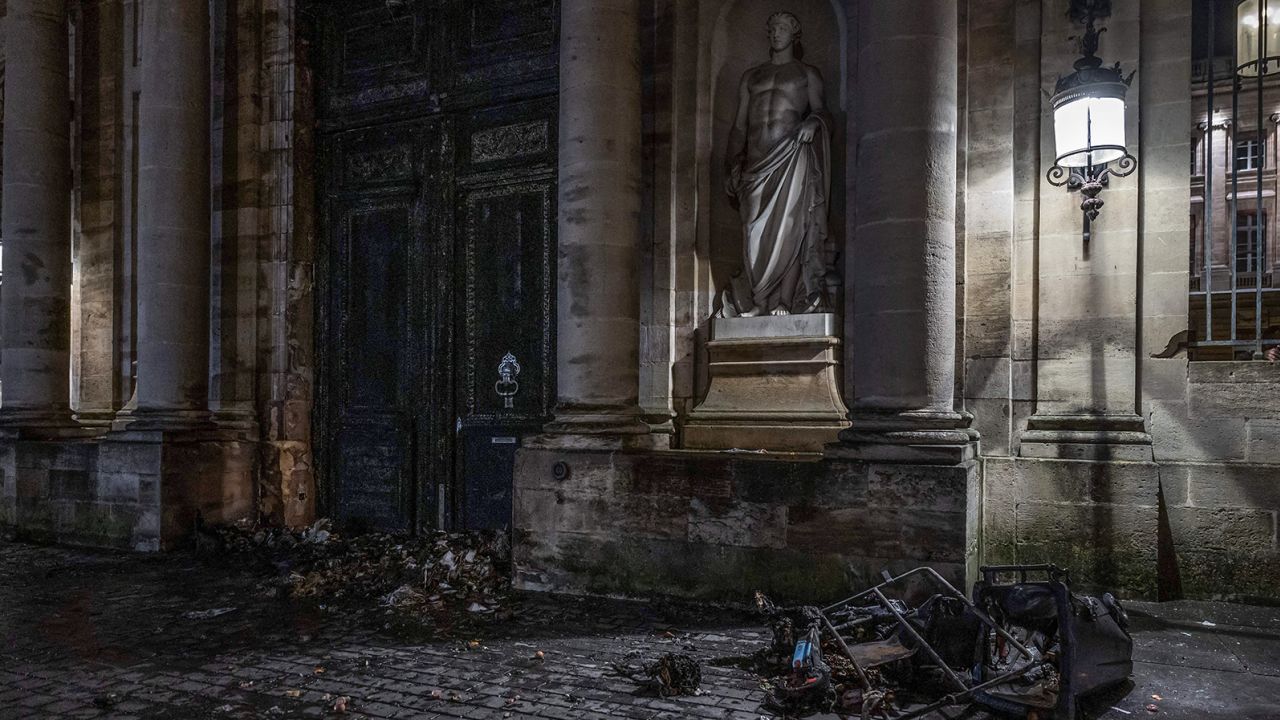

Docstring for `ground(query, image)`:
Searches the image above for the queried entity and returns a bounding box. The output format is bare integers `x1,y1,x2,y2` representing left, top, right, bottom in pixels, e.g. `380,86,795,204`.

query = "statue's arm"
806,65,828,118
797,66,828,143
725,73,750,178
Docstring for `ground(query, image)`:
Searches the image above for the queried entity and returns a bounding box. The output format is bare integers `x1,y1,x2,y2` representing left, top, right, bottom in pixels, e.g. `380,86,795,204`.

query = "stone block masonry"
983,457,1160,599
0,431,255,551
513,448,975,604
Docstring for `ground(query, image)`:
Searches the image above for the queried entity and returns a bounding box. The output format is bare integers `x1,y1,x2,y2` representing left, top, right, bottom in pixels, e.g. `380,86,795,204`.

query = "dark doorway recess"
306,0,558,533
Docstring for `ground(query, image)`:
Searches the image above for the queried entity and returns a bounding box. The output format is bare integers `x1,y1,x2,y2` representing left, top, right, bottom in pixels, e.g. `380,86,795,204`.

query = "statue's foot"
740,305,764,318
769,307,791,316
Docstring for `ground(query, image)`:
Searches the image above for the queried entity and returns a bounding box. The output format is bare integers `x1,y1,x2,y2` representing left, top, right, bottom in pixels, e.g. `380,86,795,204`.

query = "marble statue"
718,11,833,318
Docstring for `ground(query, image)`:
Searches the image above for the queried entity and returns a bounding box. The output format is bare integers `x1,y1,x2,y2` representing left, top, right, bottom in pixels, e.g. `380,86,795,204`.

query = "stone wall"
0,431,254,551
965,0,1280,602
513,448,974,604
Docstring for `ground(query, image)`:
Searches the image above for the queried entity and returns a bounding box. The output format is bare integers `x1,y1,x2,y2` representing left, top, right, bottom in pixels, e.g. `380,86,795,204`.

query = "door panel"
323,122,436,532
454,175,556,530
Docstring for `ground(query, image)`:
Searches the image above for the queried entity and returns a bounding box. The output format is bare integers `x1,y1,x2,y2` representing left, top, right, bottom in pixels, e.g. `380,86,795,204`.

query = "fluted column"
834,0,974,461
543,0,648,439
127,0,212,427
0,0,74,427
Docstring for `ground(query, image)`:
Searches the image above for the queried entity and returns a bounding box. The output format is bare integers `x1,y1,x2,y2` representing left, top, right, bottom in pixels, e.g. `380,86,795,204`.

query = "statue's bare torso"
743,60,818,164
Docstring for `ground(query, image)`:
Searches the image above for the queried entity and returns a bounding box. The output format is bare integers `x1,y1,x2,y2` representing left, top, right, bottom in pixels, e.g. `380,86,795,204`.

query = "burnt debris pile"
755,565,1133,719
199,519,512,617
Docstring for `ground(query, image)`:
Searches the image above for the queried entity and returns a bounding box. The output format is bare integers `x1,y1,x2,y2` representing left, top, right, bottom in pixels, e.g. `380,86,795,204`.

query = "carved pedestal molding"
0,0,75,430
829,0,976,463
114,0,213,430
540,0,651,445
684,315,850,453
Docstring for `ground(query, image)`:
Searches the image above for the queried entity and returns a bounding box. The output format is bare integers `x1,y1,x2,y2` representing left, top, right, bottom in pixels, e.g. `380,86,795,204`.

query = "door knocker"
494,352,521,409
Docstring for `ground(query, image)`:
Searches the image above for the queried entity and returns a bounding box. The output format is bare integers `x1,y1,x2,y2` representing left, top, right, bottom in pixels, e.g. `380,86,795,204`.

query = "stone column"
541,0,648,441
832,0,974,462
0,0,74,427
126,0,212,427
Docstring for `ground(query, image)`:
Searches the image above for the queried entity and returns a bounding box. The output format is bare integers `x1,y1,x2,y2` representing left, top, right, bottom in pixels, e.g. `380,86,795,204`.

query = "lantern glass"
1238,0,1280,77
1053,94,1127,168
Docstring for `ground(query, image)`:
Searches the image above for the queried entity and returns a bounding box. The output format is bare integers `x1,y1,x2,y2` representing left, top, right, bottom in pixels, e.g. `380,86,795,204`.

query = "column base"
537,404,662,450
74,409,118,428
111,409,216,433
1019,414,1153,461
542,405,650,434
0,409,84,436
524,430,669,451
211,406,259,432
827,410,979,463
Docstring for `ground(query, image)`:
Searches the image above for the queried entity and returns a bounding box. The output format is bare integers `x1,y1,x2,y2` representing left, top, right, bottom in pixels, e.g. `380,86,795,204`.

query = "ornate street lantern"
1237,0,1280,77
1046,7,1136,226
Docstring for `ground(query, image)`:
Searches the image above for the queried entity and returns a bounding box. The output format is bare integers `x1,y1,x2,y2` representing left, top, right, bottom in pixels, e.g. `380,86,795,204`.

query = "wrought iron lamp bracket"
1046,150,1136,221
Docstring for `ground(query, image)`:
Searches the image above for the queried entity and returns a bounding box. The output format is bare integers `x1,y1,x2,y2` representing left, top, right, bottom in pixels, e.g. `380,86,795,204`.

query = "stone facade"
0,1,1276,603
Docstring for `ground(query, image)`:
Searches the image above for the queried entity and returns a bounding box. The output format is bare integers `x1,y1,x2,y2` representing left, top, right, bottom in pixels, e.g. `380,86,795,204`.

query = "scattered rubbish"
754,564,1134,720
1200,620,1216,627
182,607,236,620
1152,694,1162,701
332,696,349,713
201,519,511,619
1146,703,1159,713
614,652,703,697
1111,707,1132,715
284,689,302,698
534,650,545,661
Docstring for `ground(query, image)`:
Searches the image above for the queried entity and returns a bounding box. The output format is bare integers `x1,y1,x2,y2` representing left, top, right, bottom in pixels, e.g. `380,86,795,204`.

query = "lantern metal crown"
1046,2,1136,227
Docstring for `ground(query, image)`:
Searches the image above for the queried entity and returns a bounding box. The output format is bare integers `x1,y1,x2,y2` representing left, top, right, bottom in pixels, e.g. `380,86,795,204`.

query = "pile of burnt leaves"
199,519,512,620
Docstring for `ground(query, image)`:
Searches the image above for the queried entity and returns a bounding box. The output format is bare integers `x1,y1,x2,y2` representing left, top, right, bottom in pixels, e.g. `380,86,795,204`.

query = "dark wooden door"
320,120,445,531
309,0,558,532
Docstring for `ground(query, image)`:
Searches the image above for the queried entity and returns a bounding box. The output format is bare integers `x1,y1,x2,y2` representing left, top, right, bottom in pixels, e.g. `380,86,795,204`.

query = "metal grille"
1190,0,1280,360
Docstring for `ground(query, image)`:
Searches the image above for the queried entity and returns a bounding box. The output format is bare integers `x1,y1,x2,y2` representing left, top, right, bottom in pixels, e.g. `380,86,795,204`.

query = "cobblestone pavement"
1,541,1279,720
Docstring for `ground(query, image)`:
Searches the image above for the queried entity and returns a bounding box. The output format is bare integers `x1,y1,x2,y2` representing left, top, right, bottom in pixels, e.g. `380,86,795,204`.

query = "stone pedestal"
683,314,849,453
512,446,975,603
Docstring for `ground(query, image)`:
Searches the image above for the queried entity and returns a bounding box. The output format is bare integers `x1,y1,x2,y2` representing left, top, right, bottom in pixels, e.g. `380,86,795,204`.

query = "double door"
312,0,558,532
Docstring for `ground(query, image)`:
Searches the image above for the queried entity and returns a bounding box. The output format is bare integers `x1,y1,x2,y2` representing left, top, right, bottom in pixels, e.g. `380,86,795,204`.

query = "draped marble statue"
718,11,833,318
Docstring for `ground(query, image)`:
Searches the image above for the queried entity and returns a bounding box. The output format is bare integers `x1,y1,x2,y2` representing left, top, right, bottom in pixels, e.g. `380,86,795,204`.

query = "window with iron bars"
1189,0,1278,361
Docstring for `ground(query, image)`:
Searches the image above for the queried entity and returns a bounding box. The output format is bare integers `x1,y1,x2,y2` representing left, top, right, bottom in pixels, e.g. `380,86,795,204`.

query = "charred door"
310,0,558,532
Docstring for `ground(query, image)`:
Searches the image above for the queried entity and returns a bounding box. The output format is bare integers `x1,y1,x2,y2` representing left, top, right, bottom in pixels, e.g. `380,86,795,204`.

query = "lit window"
1235,134,1265,171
